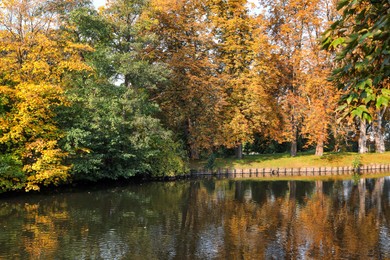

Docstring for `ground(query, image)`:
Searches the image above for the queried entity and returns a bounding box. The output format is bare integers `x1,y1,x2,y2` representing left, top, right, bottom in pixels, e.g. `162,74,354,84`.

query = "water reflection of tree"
283,178,388,259
196,178,390,259
0,178,389,259
0,198,70,259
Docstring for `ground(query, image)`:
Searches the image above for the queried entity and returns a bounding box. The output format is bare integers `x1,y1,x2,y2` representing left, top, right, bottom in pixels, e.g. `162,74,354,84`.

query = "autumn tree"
262,0,307,156
0,0,92,191
322,0,390,153
208,0,278,159
146,0,225,159
262,0,340,156
298,0,340,156
147,0,279,159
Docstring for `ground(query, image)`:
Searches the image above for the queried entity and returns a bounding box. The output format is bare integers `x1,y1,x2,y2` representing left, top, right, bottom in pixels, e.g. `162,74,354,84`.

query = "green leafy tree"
322,0,390,153
60,83,187,180
58,2,188,181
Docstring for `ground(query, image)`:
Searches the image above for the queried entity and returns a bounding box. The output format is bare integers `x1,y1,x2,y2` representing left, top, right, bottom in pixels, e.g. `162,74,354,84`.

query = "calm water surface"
1,176,389,259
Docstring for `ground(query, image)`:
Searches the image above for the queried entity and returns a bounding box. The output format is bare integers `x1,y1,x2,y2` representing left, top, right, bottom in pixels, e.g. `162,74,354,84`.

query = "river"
1,176,389,259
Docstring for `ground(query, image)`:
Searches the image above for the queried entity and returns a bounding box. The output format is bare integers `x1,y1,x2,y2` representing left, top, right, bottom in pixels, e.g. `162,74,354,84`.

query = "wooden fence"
191,164,390,178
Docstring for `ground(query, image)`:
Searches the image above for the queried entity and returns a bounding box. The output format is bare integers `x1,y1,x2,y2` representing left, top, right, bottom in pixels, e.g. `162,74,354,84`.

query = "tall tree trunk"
235,143,243,159
290,138,297,157
187,118,199,159
374,108,386,153
290,127,298,157
315,139,324,156
358,118,368,154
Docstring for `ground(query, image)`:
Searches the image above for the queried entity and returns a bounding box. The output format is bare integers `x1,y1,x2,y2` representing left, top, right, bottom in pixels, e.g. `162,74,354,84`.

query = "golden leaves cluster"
0,0,92,190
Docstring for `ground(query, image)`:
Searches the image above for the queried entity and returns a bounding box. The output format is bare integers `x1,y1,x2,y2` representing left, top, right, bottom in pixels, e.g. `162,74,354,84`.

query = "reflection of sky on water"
379,226,390,259
196,226,224,259
99,229,128,260
265,230,286,260
343,180,353,200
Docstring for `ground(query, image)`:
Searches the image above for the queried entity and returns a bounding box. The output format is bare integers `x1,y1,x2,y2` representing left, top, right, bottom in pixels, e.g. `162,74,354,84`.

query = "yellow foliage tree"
209,0,278,158
0,0,92,191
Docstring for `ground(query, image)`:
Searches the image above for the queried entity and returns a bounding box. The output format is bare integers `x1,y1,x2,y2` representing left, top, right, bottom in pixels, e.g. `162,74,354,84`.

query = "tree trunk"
189,146,199,160
124,74,131,88
315,139,324,156
187,118,199,159
358,118,368,154
374,108,386,153
290,136,297,157
315,180,323,194
290,124,298,157
235,143,243,159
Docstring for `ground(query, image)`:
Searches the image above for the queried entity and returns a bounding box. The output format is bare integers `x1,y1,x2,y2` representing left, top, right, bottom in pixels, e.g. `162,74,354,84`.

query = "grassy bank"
190,151,390,170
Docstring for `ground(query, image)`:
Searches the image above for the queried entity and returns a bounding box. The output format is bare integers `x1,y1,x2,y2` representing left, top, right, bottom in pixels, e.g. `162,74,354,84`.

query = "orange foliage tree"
148,0,278,158
263,0,339,156
147,0,225,159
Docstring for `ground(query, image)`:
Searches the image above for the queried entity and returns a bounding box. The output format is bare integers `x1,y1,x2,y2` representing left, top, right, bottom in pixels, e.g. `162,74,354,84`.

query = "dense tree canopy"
0,0,389,192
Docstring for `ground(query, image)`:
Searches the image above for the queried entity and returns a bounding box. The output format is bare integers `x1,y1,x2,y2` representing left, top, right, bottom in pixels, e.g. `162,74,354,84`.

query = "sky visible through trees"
93,0,106,8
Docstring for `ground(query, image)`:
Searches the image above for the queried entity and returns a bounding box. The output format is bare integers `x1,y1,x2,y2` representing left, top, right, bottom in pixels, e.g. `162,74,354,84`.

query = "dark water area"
0,176,389,259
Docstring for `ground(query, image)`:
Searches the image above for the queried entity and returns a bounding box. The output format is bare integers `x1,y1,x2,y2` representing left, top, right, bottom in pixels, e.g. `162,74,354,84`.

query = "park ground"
190,151,390,170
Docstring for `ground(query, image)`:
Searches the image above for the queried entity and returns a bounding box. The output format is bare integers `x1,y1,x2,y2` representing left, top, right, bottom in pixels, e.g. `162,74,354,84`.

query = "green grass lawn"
190,151,390,170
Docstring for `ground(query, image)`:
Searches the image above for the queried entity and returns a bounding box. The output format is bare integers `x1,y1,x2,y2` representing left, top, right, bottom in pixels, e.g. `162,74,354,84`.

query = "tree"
99,0,169,89
58,2,188,180
0,0,92,191
322,0,390,153
209,0,278,159
262,0,315,156
298,0,340,156
263,0,340,156
147,0,225,159
60,83,188,180
147,0,278,159
300,64,340,156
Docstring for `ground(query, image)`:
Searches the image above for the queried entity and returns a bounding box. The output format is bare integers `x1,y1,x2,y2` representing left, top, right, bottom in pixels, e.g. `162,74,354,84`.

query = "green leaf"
351,105,369,118
330,37,345,48
337,103,348,111
355,78,372,90
362,92,375,104
382,89,390,97
362,112,372,122
355,62,365,71
376,95,389,108
358,31,372,44
346,95,353,104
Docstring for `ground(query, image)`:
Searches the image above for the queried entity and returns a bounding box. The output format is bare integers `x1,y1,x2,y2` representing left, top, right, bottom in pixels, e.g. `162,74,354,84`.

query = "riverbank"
191,164,390,179
190,151,390,170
